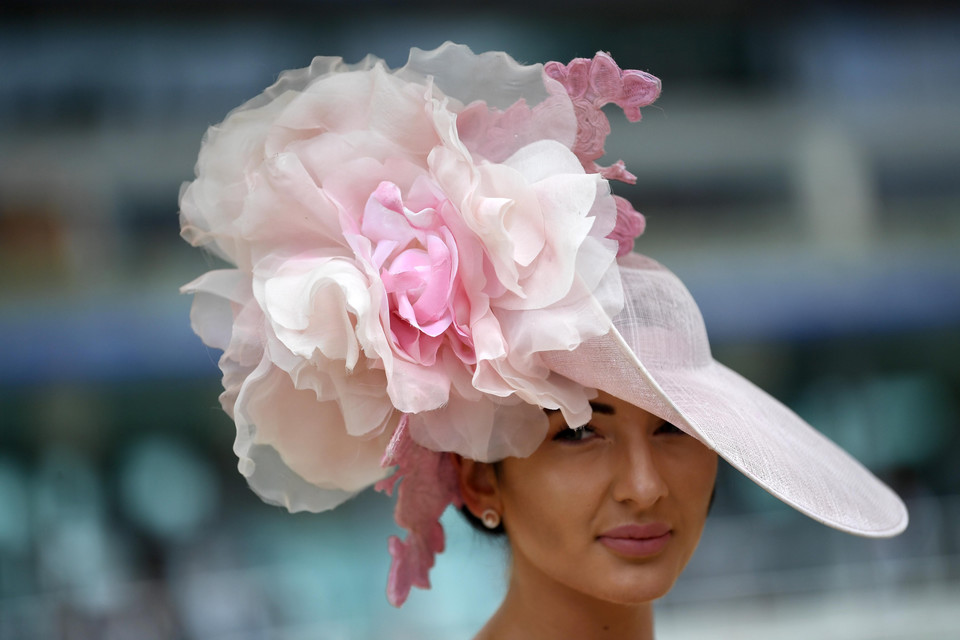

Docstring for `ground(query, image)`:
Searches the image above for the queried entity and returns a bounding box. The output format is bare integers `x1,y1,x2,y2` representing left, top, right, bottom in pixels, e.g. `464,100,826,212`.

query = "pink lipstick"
597,523,672,558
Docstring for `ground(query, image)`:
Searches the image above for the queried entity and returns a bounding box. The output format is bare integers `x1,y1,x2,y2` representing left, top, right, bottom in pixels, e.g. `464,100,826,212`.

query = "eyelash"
552,425,597,442
655,421,684,435
552,421,684,441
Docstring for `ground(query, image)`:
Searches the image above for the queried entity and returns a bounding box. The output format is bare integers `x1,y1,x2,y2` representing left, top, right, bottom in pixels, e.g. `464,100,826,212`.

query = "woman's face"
494,391,718,605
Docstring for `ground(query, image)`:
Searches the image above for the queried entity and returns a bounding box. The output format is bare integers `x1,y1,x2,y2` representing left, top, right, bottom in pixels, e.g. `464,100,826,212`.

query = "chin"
599,577,678,605
583,561,683,605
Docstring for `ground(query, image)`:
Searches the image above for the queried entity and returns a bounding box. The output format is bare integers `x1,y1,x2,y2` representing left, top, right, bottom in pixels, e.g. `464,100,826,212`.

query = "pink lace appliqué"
374,414,462,607
545,52,660,256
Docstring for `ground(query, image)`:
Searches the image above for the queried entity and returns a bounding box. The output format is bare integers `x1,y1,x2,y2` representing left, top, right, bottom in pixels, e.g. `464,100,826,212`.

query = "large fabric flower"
180,42,660,604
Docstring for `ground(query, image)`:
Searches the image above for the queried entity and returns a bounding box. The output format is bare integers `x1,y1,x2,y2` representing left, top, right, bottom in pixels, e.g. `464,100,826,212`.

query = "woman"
457,389,718,639
179,42,907,638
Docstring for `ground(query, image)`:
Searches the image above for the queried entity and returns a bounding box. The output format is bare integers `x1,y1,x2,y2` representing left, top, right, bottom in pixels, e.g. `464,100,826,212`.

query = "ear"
450,453,501,518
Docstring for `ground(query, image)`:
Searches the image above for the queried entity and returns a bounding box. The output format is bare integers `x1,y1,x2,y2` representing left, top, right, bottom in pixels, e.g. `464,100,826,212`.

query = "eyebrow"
544,401,616,416
589,401,616,415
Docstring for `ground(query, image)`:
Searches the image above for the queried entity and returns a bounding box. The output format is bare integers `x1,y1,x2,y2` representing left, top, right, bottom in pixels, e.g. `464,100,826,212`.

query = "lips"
597,523,672,558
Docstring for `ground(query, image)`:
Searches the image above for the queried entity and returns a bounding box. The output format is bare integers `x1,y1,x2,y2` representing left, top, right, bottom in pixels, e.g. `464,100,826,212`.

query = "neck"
474,558,655,640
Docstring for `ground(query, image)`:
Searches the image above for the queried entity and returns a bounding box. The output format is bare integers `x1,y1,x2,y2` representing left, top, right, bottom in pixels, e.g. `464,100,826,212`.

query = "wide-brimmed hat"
180,42,906,607
544,252,908,538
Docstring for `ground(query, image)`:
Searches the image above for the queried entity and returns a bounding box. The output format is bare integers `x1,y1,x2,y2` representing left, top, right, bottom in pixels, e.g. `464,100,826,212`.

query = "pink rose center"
363,181,475,367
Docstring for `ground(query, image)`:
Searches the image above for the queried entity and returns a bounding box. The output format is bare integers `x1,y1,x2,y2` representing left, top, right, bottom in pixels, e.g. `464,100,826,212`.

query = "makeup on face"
597,523,673,558
495,391,719,605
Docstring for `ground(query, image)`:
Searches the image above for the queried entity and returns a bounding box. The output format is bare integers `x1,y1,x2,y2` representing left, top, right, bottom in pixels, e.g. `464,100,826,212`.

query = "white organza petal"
267,65,439,162
260,329,395,439
180,269,265,420
407,393,496,460
249,52,382,110
242,443,360,513
242,153,353,263
406,43,577,165
335,369,396,437
181,269,251,351
385,356,452,415
256,255,374,369
408,393,549,462
484,400,551,460
402,42,548,111
502,138,586,182
234,357,394,495
470,312,508,362
179,91,300,270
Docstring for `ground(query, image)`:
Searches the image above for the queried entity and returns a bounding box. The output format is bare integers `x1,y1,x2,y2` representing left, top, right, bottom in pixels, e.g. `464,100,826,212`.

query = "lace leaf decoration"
374,414,462,607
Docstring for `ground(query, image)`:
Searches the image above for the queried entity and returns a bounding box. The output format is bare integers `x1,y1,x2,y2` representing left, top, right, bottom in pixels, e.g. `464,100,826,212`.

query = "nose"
610,435,668,507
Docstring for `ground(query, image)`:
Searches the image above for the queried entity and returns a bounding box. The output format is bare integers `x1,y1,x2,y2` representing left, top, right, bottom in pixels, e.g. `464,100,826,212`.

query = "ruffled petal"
235,356,394,494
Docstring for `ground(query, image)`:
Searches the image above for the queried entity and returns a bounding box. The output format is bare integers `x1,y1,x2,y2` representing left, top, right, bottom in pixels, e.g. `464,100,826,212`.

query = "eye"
552,425,598,442
655,421,684,436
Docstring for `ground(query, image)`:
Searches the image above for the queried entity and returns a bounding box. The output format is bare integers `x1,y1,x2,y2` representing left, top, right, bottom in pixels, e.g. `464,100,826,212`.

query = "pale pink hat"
179,42,907,607
544,252,908,538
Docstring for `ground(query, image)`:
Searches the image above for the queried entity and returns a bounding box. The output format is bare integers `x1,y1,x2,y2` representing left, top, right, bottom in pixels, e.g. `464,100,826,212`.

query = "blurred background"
1,1,958,638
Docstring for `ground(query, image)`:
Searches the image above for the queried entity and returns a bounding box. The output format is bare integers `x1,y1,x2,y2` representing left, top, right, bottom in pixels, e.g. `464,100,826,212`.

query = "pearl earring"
481,508,501,529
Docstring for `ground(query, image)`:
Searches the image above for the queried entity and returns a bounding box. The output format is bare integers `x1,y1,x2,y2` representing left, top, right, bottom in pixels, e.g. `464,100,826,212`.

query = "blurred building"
1,2,958,638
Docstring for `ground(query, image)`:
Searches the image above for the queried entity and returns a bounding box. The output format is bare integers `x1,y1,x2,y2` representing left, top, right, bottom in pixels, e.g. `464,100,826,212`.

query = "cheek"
695,452,719,505
652,448,717,580
672,449,719,531
498,457,603,542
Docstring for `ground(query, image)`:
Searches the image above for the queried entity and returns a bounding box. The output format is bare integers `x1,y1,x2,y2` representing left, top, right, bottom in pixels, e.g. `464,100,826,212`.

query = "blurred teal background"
1,2,958,638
